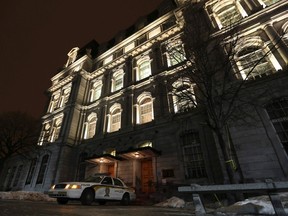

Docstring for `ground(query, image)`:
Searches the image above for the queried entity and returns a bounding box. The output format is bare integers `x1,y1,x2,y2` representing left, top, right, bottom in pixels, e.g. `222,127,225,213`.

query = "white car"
48,175,136,205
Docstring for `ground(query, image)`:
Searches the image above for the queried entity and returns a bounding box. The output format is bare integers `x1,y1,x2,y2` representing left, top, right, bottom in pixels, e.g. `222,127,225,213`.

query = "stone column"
264,24,288,64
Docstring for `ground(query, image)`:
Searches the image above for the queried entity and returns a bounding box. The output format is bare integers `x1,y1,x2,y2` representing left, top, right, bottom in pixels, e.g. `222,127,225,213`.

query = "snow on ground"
0,191,55,202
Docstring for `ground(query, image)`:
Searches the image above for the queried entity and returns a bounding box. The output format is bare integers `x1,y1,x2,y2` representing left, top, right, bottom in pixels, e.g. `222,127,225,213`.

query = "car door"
112,178,125,200
95,177,114,200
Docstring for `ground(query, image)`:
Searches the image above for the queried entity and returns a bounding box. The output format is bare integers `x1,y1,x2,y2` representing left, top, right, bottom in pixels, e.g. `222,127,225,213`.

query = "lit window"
265,98,288,154
136,93,154,124
259,0,280,7
83,113,97,139
47,84,72,112
124,42,135,53
148,26,161,39
104,55,113,65
107,104,122,133
48,93,60,113
38,122,51,145
111,70,124,92
49,117,63,142
137,57,151,81
89,81,102,102
172,78,196,113
167,42,186,67
59,87,71,108
181,131,207,179
36,154,49,184
234,37,281,80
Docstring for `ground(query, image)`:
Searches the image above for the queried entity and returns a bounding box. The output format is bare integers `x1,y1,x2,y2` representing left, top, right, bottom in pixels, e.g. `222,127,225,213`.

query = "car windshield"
84,176,103,183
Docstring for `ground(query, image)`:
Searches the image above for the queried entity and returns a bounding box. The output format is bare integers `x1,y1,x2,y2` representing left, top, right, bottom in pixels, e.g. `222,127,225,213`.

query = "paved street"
0,200,194,216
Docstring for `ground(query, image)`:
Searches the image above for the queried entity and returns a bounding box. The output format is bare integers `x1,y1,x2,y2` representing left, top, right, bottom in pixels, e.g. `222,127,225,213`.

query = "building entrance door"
108,164,114,177
141,159,154,193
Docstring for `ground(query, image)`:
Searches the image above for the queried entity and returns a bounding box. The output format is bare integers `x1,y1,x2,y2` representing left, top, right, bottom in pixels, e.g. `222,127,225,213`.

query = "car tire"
121,193,130,206
57,198,69,205
81,188,95,205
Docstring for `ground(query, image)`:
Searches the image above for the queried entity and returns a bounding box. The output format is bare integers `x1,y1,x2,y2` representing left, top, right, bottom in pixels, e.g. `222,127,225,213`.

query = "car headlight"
50,185,56,189
65,184,81,189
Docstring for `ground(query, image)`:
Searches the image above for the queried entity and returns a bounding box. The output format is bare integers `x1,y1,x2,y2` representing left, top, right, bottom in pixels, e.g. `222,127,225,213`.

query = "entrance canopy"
86,154,123,164
118,146,161,160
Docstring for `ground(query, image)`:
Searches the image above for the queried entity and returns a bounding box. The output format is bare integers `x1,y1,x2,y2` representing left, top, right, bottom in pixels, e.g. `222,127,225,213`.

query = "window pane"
266,98,288,155
182,132,206,179
139,61,151,80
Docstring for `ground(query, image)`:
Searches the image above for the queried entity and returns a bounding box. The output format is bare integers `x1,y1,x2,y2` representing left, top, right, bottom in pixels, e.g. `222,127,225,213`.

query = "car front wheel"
81,188,95,205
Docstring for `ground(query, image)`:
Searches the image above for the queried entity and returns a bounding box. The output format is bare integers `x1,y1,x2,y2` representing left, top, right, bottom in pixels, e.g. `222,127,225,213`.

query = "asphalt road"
0,200,194,216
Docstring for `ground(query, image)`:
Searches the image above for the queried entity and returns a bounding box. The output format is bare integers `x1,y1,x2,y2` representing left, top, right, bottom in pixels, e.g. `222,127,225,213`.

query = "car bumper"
48,189,81,199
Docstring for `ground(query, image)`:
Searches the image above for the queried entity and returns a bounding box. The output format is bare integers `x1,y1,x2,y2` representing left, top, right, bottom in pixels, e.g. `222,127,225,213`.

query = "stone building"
1,0,288,193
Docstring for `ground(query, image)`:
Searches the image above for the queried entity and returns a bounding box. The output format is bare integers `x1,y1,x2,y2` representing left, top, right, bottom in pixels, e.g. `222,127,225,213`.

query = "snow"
0,191,55,202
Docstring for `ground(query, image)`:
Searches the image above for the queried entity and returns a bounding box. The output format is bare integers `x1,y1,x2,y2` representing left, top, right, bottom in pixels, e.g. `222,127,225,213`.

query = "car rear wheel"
81,188,95,205
57,198,69,205
121,193,130,206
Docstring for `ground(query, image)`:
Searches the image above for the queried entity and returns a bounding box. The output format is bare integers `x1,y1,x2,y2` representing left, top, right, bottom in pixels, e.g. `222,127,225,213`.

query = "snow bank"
154,196,185,208
0,191,55,202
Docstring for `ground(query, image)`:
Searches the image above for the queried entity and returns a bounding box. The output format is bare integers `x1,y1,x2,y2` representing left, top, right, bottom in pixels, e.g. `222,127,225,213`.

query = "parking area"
0,200,194,216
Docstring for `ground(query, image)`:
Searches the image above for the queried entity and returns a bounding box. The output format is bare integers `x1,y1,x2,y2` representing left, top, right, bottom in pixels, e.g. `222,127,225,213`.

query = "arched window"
47,84,72,112
49,116,63,142
89,80,102,102
83,113,97,139
265,98,288,154
38,122,51,145
107,104,122,133
136,93,154,124
48,93,60,113
36,154,49,184
166,39,186,67
111,70,124,92
283,22,288,47
172,78,196,113
235,37,280,80
59,86,71,108
213,0,246,29
136,57,151,81
25,158,37,185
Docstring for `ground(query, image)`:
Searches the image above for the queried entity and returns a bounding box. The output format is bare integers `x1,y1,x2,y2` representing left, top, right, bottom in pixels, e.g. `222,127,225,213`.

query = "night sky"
0,0,163,119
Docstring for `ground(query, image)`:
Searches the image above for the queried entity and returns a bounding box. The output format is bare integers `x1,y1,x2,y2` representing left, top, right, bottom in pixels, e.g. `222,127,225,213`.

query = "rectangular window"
182,131,206,179
124,42,135,53
140,104,152,123
139,61,151,80
148,26,161,39
114,77,123,91
266,98,288,153
111,114,121,132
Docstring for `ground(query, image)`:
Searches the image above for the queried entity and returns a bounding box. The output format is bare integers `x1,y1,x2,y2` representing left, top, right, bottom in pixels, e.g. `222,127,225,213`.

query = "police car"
48,175,136,205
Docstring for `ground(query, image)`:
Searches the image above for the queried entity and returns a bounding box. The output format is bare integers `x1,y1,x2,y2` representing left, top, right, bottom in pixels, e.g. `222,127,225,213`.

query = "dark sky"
0,0,163,119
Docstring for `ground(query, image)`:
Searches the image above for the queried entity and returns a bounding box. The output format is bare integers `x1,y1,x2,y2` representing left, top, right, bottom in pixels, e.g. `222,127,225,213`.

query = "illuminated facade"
1,0,288,193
